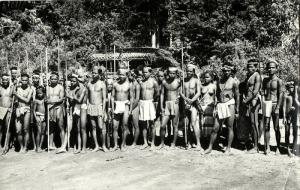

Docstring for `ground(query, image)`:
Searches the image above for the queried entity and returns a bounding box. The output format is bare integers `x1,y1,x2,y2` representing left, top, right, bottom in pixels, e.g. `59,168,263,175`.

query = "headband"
168,67,178,72
286,81,294,87
222,65,234,71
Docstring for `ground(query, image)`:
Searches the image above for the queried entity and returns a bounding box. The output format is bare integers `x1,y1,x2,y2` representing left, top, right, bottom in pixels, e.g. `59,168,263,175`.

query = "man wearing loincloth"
111,68,134,151
33,86,46,153
159,67,181,149
262,60,283,155
0,73,14,154
87,67,108,152
29,70,41,151
283,81,299,157
139,67,159,150
128,70,141,149
14,73,33,153
180,64,202,151
47,72,65,152
243,59,261,153
204,63,239,154
199,71,216,141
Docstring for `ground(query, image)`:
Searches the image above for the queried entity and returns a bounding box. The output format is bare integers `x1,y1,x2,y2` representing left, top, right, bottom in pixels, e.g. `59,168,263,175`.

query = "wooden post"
45,47,50,153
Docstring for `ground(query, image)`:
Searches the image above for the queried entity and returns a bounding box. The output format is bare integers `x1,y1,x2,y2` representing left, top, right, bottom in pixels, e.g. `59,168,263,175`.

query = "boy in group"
282,80,299,157
33,86,46,152
139,67,159,150
204,63,239,154
262,60,283,155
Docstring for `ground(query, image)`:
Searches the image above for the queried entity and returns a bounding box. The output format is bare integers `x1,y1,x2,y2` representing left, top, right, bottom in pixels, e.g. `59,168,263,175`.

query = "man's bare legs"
131,110,140,148
272,112,281,154
158,115,169,149
140,121,150,149
90,118,100,152
150,119,160,150
264,117,271,155
249,103,259,153
74,117,81,154
98,116,108,152
112,116,120,151
36,121,45,152
80,110,87,153
120,111,129,151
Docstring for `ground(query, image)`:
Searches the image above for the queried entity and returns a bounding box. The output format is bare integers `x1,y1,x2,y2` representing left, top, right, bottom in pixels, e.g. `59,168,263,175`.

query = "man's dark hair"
21,73,29,78
33,69,40,75
10,66,17,71
51,72,59,77
2,73,10,78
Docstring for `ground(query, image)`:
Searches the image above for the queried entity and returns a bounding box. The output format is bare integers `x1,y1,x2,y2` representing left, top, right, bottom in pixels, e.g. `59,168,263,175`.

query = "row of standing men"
0,59,298,156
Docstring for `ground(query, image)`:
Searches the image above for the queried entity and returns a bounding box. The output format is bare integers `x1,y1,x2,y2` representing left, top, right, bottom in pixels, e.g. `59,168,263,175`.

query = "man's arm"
153,79,159,103
102,83,107,113
160,81,165,112
233,81,240,114
111,83,115,113
276,79,283,113
73,88,86,104
190,79,201,102
132,83,140,110
244,73,261,103
129,83,134,114
14,88,33,103
33,100,37,121
282,93,286,124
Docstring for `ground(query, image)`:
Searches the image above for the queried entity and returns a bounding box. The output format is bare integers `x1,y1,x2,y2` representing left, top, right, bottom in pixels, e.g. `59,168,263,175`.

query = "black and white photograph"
0,0,300,189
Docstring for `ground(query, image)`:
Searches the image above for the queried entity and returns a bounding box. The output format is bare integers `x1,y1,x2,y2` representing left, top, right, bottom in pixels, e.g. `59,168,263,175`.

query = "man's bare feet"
275,148,280,155
287,149,294,157
81,149,87,154
129,144,136,149
194,146,203,152
36,148,43,153
102,146,108,152
264,148,271,155
170,143,176,150
224,147,231,155
157,143,165,150
56,148,67,154
74,149,81,154
110,146,118,152
2,147,9,155
247,148,259,154
92,146,100,152
20,148,27,154
120,145,127,152
203,148,212,155
140,144,148,150
149,145,155,151
49,146,56,151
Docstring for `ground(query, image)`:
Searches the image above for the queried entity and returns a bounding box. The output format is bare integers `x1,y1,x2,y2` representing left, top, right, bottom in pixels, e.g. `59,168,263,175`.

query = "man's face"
50,75,58,86
70,77,77,88
288,86,294,94
92,69,99,80
118,70,127,81
2,77,10,87
186,67,193,78
168,70,176,79
247,64,256,74
11,69,18,80
128,71,134,81
267,62,277,75
158,71,164,82
143,68,150,79
222,69,231,78
21,76,29,87
32,75,39,85
204,73,212,84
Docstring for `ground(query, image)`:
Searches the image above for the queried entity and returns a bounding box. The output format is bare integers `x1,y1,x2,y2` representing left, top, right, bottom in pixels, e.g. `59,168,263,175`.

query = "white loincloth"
262,100,273,118
73,105,81,116
0,107,8,120
87,104,103,117
139,99,156,121
216,99,235,119
114,100,129,114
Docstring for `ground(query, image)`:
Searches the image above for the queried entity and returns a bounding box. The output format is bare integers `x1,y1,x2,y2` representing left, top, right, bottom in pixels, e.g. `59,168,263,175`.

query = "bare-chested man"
111,68,134,151
128,70,140,148
0,74,14,154
180,64,202,151
47,72,65,152
243,59,261,153
262,61,283,155
283,81,299,157
204,63,239,154
139,67,159,150
14,73,33,153
159,67,181,149
87,67,107,152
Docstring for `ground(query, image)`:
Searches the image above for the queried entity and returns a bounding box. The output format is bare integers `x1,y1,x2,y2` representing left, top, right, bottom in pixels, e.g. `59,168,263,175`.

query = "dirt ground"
0,127,300,190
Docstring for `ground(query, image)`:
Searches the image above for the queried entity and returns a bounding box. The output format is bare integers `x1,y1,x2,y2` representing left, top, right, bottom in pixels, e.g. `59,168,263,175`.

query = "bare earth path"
0,127,300,190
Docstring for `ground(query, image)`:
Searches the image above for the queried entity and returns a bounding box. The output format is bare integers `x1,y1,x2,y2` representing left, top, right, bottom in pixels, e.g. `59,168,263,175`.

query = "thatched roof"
91,47,179,68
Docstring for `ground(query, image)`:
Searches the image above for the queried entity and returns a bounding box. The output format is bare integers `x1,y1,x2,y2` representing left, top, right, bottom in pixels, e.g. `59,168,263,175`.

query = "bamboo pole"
45,47,50,153
113,45,116,79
